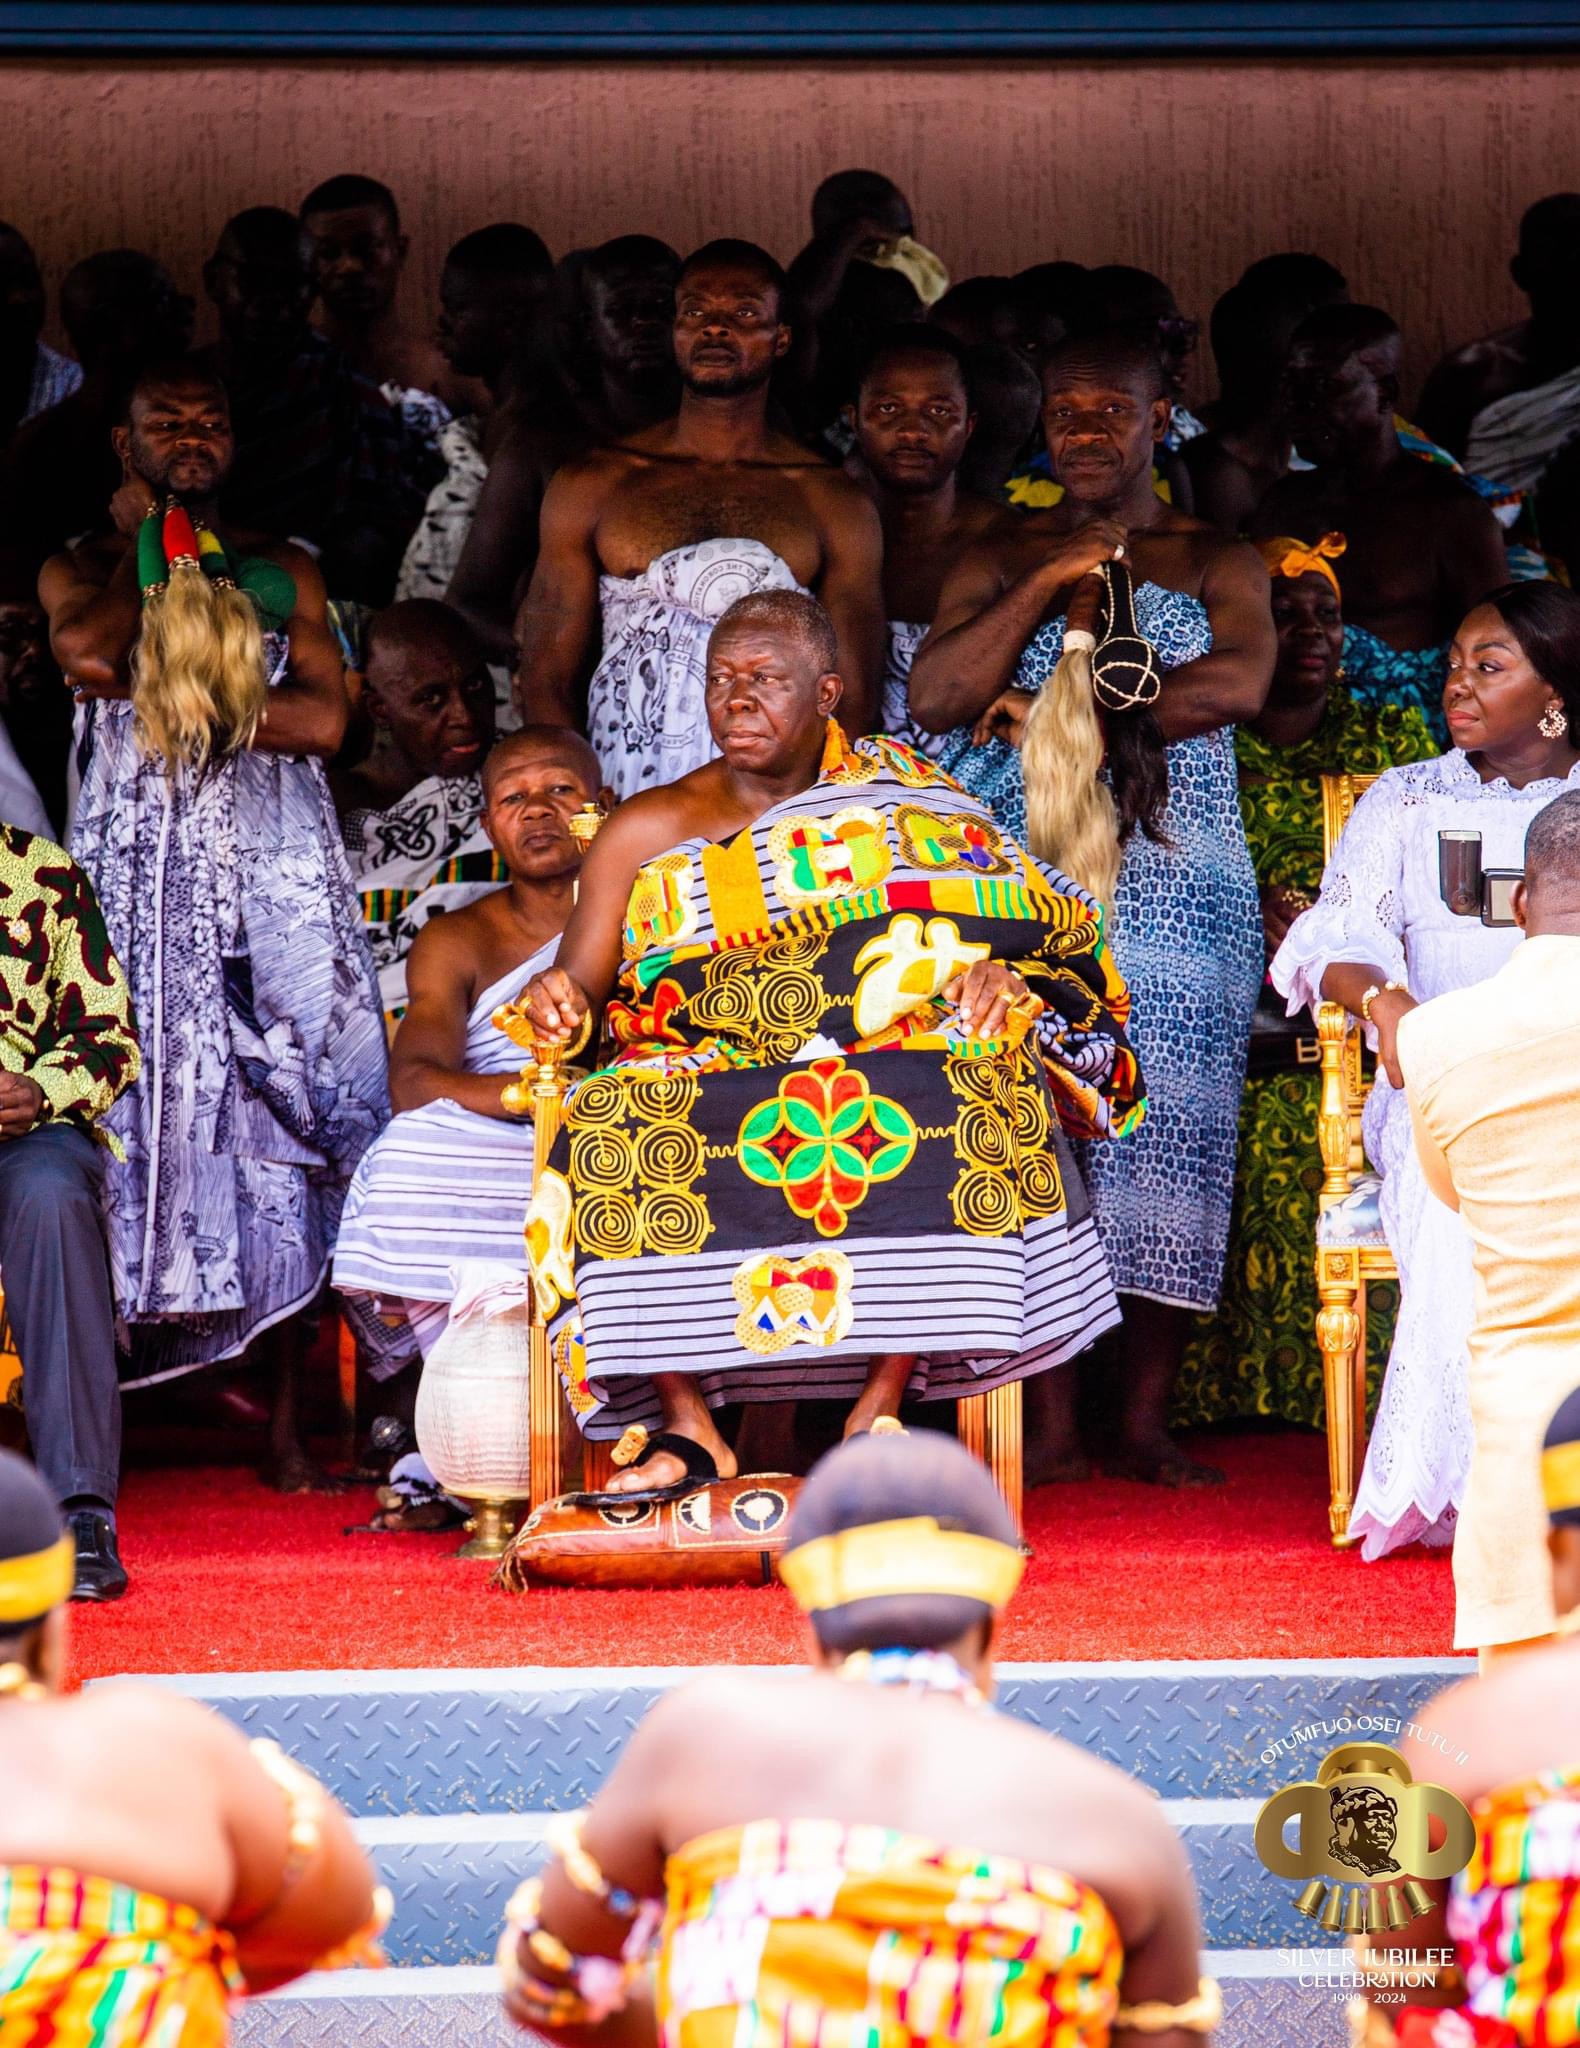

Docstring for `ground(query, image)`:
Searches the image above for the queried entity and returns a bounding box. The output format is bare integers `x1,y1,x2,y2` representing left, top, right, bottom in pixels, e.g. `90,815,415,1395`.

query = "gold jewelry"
249,1737,325,1893
779,1517,1026,1616
0,1532,73,1624
1359,980,1408,1028
0,1661,47,1702
1540,699,1569,739
1113,1976,1222,2033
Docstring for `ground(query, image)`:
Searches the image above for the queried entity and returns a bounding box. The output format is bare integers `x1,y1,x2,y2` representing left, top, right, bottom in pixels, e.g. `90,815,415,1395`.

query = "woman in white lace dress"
1272,583,1580,1558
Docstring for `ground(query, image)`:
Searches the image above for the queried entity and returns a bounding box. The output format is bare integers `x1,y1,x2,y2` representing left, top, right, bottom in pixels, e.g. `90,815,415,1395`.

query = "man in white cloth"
331,599,500,1011
516,238,884,795
333,726,610,1366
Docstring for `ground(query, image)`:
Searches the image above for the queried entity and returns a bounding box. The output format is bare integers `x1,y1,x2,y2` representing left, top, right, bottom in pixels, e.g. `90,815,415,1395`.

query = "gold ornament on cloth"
778,1516,1025,1615
0,1532,72,1623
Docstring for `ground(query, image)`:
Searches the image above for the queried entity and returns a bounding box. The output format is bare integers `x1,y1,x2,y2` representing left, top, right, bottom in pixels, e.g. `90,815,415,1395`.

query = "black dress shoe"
68,1510,128,1602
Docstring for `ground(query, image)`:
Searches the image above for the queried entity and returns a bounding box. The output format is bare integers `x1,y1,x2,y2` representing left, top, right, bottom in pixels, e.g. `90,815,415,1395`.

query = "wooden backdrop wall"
2,54,1579,404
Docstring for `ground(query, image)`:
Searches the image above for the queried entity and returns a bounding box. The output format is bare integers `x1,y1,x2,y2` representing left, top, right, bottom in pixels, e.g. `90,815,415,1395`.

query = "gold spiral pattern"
634,1120,704,1187
756,967,821,1035
577,1190,645,1260
1018,1148,1064,1220
957,1103,1013,1171
567,1072,626,1127
639,1190,710,1256
569,1125,633,1192
950,1167,1019,1237
622,1072,700,1124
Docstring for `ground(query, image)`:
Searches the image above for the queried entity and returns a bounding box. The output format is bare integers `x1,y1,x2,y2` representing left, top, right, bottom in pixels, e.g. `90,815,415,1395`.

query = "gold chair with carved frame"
1314,771,1396,1548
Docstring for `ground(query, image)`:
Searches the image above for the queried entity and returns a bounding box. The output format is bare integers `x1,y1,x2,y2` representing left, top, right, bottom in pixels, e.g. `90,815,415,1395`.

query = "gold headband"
779,1517,1025,1615
0,1533,73,1625
1542,1440,1580,1515
1257,530,1346,598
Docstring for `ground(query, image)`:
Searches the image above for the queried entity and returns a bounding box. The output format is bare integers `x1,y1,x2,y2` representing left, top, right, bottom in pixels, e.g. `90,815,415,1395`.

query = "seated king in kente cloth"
521,589,1144,1495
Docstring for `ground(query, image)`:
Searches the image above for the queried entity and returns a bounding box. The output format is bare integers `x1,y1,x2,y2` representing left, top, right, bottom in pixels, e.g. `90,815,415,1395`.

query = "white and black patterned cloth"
588,538,806,799
333,946,551,1372
394,414,486,603
341,770,504,1011
70,640,390,1385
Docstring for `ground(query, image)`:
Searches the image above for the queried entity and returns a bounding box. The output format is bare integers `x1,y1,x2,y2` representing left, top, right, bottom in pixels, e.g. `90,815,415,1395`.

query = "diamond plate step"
235,1950,1354,2048
356,1802,1324,1964
144,1658,1470,1813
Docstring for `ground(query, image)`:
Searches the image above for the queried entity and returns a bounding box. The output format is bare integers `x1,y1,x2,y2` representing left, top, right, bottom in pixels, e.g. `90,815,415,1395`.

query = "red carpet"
64,1432,1457,1681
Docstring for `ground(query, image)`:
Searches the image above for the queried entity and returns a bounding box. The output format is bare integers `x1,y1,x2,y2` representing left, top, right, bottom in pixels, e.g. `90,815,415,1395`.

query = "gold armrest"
1316,1000,1356,1207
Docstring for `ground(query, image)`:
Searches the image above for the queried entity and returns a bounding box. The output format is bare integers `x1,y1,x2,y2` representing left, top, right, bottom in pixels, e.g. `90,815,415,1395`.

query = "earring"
1540,700,1569,739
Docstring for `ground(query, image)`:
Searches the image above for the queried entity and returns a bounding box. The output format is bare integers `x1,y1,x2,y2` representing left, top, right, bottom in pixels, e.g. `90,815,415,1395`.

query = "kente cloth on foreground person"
517,239,884,798
0,1449,387,2044
1256,305,1509,748
1348,1386,1580,2047
908,331,1273,1483
0,825,137,1601
1397,790,1580,1655
1176,534,1434,1432
1272,582,1580,1560
499,1431,1216,2048
334,727,610,1367
522,592,1141,1488
331,599,501,1011
39,358,388,1413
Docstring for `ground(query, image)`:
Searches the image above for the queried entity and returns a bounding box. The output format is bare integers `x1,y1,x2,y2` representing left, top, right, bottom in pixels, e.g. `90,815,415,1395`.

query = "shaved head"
1526,790,1580,886
1040,329,1169,401
366,599,482,673
481,724,603,801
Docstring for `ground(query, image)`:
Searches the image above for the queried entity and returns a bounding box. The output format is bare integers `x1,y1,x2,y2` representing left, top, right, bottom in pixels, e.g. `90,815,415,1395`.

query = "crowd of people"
3,163,1580,1652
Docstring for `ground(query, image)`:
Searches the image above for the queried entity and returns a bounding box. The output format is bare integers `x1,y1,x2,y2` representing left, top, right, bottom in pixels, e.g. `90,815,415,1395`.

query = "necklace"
836,1647,990,1709
0,1662,46,1703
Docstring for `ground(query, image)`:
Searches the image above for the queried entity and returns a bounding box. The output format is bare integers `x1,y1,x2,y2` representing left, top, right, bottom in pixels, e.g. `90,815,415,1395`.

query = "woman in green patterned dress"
1175,534,1437,1430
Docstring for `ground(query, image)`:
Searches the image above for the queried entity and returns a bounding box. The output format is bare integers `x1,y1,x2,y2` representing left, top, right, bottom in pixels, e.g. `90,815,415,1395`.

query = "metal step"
146,1656,1470,1812
235,1950,1355,2048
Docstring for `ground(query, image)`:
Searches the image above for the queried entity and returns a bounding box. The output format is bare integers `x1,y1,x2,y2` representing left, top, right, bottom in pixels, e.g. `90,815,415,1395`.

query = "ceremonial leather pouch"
494,1475,799,1590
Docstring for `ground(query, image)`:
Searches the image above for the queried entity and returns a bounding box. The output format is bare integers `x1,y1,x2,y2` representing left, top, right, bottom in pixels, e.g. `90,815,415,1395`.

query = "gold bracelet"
1114,1976,1223,2033
1359,980,1408,1027
249,1738,323,1893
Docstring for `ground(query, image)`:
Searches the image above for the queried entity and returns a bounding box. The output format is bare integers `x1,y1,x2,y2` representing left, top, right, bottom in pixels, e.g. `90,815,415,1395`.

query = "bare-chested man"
1255,303,1507,738
334,726,611,1363
910,332,1274,1487
300,172,469,422
446,235,679,666
516,239,884,796
1418,192,1580,471
844,325,1011,755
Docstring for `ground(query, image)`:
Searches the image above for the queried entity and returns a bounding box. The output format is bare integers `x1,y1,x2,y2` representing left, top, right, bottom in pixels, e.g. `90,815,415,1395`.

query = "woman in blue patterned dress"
909,330,1275,1483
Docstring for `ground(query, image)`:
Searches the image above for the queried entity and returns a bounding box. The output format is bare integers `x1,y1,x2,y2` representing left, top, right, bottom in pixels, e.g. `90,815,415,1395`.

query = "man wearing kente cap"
499,1431,1216,2048
0,825,137,1599
1398,788,1580,1661
521,589,1143,1497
